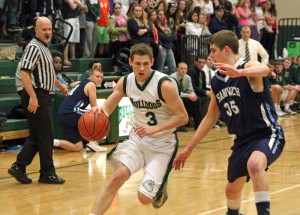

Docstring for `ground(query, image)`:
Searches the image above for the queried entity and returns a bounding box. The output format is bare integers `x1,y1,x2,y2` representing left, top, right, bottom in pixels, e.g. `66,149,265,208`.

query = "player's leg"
54,139,83,152
90,162,131,215
247,150,270,215
138,138,177,208
225,177,246,215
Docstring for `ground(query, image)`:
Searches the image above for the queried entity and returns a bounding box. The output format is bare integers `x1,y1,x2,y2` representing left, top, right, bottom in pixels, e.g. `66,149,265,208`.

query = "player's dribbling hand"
90,106,109,117
172,147,193,170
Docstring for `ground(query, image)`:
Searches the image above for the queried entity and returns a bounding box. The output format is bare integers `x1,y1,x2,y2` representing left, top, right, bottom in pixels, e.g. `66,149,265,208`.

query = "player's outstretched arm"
214,61,269,78
173,91,220,170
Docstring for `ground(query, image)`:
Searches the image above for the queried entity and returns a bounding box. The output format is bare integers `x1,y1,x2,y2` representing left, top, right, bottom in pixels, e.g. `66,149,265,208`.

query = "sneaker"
284,108,297,115
276,109,287,117
86,142,108,152
152,182,168,209
38,174,65,184
8,164,32,184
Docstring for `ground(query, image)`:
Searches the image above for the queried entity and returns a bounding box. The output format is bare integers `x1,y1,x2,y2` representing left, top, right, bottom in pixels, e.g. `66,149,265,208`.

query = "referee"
8,17,68,184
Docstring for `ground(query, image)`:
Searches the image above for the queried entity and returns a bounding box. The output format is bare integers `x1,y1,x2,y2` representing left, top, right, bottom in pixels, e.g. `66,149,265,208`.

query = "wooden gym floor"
0,114,300,215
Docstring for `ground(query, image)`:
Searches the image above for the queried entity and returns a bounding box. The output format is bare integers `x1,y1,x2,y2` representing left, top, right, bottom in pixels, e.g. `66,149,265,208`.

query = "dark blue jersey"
58,79,91,115
211,59,280,139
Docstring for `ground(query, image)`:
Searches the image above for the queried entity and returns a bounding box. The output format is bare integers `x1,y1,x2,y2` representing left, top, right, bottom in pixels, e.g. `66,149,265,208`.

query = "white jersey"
124,70,179,139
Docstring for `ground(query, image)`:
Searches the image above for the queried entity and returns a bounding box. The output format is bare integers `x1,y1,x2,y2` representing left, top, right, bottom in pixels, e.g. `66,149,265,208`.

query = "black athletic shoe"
8,164,32,184
38,175,65,184
152,182,168,208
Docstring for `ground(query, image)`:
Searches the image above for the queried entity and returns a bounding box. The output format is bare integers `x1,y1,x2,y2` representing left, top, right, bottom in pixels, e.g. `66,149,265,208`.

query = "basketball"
78,111,110,141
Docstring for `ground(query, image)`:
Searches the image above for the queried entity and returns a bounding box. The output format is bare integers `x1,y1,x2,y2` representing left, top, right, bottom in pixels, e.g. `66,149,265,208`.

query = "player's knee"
247,158,265,178
225,184,240,198
137,192,152,205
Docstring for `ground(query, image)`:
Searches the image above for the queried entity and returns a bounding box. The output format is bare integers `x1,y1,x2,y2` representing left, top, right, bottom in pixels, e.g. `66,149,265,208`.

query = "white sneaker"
284,108,297,115
276,109,287,117
86,142,108,152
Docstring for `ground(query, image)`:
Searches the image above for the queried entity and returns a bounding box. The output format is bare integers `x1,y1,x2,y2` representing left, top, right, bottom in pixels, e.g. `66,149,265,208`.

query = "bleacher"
0,57,118,143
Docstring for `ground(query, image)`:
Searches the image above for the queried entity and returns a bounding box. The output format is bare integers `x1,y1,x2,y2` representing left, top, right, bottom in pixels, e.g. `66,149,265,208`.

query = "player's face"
209,44,225,63
90,71,103,85
129,55,154,83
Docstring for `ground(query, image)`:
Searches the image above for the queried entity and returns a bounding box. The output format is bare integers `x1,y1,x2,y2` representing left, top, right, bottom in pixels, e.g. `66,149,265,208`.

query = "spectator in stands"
82,0,100,58
138,0,148,11
171,62,200,131
96,0,110,58
147,0,154,10
148,9,161,71
236,0,256,39
155,9,176,75
52,54,80,91
75,0,87,58
154,0,167,12
290,56,300,85
188,55,211,126
291,55,299,69
186,10,201,36
109,2,130,74
282,57,300,103
79,60,102,81
8,17,67,184
175,0,189,63
202,55,217,88
238,25,269,64
7,0,22,31
61,0,85,66
55,67,107,152
203,0,214,23
18,25,35,51
223,0,239,33
114,0,130,16
251,0,266,42
261,0,277,60
269,61,296,116
199,13,211,35
209,5,229,34
127,4,151,47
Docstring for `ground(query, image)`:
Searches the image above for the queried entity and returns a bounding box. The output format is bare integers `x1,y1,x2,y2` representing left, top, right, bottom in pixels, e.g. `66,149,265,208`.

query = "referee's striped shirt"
20,37,56,91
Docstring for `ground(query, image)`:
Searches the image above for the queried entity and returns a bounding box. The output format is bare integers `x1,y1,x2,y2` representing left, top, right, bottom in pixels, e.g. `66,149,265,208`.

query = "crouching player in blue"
173,30,285,215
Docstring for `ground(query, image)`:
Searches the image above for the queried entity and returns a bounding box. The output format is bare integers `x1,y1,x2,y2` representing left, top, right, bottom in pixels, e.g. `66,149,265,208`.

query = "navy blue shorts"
59,113,83,144
227,127,285,183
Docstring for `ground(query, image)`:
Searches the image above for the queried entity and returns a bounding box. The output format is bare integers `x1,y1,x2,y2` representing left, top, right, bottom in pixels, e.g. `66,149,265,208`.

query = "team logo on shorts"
143,180,155,192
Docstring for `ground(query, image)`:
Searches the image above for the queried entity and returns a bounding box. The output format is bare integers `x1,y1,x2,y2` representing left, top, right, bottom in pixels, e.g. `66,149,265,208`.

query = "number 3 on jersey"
224,100,240,116
145,112,157,125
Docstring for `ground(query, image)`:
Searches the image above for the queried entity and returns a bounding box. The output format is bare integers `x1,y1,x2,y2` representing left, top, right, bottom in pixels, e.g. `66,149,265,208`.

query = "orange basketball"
78,111,110,141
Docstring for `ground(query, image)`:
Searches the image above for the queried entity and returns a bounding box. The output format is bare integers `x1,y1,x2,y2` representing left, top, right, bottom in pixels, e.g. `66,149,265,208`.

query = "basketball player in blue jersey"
55,68,106,152
89,43,188,215
173,30,285,215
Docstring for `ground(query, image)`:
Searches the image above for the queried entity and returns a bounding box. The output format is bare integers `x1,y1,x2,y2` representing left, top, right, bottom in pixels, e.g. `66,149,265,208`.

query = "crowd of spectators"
1,0,300,124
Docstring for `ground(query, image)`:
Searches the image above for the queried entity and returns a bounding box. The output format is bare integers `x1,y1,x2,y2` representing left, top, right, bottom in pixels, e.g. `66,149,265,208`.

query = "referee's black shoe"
8,163,32,184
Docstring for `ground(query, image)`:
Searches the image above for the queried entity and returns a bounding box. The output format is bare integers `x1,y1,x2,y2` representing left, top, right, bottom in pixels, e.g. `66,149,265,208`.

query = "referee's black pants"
16,89,56,176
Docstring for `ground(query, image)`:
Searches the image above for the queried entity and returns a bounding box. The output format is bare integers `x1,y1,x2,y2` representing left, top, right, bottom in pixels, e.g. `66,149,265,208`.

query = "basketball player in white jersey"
89,43,188,215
